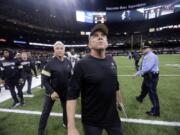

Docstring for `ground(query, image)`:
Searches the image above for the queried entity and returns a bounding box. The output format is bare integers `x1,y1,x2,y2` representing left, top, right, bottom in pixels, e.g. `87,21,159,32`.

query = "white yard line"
0,108,180,127
117,64,180,68
118,74,180,77
0,76,41,103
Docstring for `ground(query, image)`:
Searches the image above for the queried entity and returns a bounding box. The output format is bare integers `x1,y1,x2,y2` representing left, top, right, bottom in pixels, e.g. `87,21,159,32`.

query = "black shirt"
42,57,72,101
20,59,37,76
67,55,120,127
0,58,23,80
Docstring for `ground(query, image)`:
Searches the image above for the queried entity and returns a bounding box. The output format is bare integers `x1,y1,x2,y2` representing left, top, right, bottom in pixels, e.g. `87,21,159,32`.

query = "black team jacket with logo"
20,59,37,77
41,57,72,101
0,58,24,81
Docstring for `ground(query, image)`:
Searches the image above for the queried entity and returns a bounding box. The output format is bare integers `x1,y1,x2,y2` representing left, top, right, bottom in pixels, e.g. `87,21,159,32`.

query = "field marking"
165,64,180,68
0,76,41,103
23,95,35,98
0,108,180,127
118,74,180,77
117,64,180,68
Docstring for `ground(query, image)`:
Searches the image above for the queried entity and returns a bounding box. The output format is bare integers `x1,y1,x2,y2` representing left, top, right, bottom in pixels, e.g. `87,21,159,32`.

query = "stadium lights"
86,32,91,36
0,38,7,42
156,24,180,31
80,31,85,35
13,40,27,44
124,32,127,35
29,42,87,47
80,31,91,36
116,42,124,46
149,28,155,32
29,42,53,47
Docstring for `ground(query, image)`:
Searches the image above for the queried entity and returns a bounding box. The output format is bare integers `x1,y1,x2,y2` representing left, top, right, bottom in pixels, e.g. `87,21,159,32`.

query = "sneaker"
136,96,143,103
146,111,160,117
27,91,32,94
38,130,45,135
10,102,20,109
20,101,25,106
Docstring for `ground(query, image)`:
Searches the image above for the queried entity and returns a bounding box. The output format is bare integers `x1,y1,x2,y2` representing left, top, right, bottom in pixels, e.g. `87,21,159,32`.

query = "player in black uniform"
20,51,37,94
39,55,48,88
0,49,24,108
132,50,141,71
38,41,72,135
67,23,124,135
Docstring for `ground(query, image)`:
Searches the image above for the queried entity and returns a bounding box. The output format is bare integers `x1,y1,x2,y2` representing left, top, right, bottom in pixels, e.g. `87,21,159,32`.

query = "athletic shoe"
146,111,160,117
136,96,143,103
10,102,20,109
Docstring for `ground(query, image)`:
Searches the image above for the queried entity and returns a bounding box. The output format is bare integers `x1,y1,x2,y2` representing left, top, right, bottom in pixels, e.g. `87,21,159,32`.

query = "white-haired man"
38,41,72,135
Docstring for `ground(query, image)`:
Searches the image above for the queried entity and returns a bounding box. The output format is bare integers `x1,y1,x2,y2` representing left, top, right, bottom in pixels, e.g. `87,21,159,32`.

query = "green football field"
0,54,180,135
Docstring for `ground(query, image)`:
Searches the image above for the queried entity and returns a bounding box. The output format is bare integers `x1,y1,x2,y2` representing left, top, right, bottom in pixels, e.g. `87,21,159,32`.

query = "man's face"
3,50,9,58
21,52,28,60
16,53,21,59
54,44,65,57
142,48,151,55
88,31,108,50
27,52,31,58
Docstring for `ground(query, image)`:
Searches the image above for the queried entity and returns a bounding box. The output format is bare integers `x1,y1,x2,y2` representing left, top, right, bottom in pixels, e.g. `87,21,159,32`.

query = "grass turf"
0,54,180,135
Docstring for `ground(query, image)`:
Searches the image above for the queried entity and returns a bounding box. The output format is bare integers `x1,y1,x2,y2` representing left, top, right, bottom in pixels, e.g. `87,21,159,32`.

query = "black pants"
83,124,124,135
40,75,44,88
138,73,160,113
38,95,67,134
5,79,24,103
134,60,139,71
24,73,32,93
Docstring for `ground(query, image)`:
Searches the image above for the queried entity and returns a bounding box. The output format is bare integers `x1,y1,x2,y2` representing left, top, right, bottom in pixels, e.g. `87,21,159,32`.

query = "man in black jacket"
20,51,37,94
38,41,72,135
132,50,141,71
0,49,24,108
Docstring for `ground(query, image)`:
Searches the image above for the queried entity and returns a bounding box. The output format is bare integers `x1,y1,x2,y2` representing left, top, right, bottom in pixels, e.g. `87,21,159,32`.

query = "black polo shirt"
42,57,72,101
67,55,120,127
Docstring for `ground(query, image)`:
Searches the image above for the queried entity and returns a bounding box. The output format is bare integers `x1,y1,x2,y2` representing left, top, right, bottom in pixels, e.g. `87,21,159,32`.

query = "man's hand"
117,102,126,112
68,127,80,135
116,91,123,111
51,91,59,101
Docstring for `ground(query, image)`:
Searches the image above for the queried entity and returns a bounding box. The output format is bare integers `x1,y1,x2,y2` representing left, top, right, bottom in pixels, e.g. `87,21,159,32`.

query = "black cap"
90,23,108,36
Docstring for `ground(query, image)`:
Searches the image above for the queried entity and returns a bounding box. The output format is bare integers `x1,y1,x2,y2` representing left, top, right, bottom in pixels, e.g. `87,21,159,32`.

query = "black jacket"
20,59,37,77
0,58,24,80
41,57,72,101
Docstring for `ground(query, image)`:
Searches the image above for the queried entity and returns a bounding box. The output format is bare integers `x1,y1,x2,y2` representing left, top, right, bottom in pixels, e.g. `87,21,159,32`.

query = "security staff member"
133,46,160,116
38,41,72,135
0,49,24,108
20,51,37,94
67,23,124,135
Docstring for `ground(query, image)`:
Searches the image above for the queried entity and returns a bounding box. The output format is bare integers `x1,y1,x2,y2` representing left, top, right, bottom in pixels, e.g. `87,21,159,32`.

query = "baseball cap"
90,23,108,36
